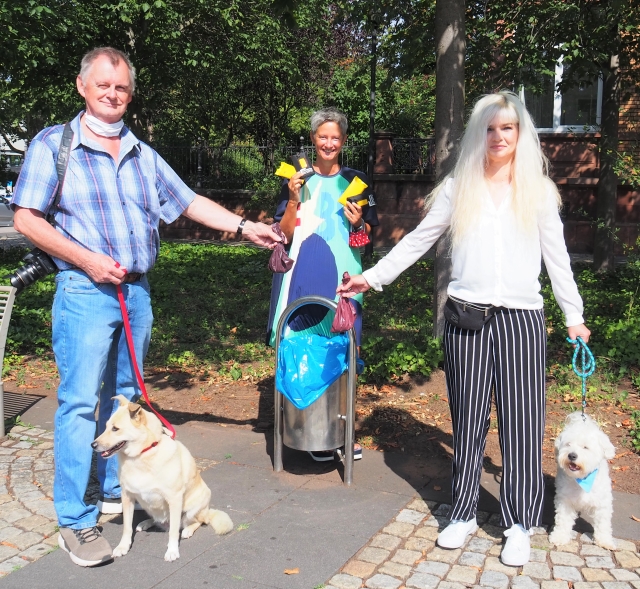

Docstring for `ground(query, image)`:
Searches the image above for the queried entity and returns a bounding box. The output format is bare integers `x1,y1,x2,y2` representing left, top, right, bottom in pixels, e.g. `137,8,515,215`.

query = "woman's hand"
287,171,306,203
344,201,364,230
567,323,591,344
336,274,371,298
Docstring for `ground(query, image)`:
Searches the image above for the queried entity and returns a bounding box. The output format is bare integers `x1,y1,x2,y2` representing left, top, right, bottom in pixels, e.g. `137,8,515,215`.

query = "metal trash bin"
273,295,357,486
282,370,347,451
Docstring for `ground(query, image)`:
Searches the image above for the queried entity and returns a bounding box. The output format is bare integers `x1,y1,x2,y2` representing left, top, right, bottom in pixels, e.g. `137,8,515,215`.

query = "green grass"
146,242,274,371
0,240,638,390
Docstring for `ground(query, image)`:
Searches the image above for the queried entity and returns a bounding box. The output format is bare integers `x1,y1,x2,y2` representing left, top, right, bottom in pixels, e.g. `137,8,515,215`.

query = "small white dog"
548,412,616,550
92,395,234,561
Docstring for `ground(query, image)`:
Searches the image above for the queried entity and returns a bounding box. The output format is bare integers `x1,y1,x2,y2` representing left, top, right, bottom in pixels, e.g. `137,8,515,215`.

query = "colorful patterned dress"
266,166,379,347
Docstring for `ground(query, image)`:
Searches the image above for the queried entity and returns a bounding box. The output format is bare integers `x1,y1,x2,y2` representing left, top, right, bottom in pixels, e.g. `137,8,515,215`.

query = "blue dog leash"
566,336,596,420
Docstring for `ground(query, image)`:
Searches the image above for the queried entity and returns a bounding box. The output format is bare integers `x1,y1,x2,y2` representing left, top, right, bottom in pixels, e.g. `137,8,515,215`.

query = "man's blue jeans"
52,270,153,529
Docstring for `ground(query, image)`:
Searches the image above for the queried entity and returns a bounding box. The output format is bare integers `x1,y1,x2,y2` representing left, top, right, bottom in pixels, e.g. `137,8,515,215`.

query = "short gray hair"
310,108,348,136
79,47,136,94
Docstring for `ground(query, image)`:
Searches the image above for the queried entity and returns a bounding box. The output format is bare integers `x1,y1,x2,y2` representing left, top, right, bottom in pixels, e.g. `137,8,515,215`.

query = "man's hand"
336,273,370,298
242,221,282,249
14,206,126,283
183,196,281,249
567,323,591,344
79,252,128,284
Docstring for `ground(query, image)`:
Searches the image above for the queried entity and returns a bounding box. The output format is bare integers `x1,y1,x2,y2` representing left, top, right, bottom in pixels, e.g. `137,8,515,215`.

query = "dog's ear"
598,429,616,460
129,404,147,425
554,430,564,451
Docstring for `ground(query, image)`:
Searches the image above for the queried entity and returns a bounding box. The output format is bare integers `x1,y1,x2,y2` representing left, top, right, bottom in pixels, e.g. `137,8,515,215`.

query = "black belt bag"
444,296,496,330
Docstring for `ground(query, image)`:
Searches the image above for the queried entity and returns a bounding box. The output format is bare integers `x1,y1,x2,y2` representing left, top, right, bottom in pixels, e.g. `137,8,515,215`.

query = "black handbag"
443,296,495,330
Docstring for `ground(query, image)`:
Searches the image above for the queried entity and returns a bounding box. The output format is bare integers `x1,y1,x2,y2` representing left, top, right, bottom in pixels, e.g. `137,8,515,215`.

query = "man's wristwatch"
237,218,247,237
352,221,365,232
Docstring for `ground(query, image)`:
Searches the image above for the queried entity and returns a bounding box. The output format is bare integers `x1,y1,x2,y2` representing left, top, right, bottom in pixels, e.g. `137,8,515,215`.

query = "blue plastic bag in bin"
276,333,349,410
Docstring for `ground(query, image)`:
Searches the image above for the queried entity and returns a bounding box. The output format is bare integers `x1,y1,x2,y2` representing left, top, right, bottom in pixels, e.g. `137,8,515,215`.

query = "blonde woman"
338,92,590,566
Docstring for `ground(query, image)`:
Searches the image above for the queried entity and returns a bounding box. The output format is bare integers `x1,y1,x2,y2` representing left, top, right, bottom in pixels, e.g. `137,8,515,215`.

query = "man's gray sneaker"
58,526,113,567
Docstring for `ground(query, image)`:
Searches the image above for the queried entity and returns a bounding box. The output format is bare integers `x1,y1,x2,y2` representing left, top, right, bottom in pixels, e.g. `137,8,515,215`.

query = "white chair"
0,286,17,438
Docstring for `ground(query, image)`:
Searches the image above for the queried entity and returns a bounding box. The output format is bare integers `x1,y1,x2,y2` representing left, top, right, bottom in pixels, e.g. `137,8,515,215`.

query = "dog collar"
576,468,598,492
140,441,159,454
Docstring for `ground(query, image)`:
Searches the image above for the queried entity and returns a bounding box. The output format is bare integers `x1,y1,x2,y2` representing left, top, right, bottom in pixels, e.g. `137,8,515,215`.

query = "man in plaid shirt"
12,47,279,568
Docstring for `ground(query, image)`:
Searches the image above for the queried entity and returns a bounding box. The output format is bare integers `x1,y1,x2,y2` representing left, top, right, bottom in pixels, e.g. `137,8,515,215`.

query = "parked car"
0,192,14,226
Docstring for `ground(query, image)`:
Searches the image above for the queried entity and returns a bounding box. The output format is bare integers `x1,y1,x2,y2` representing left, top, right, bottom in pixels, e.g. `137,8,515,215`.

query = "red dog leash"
116,280,176,439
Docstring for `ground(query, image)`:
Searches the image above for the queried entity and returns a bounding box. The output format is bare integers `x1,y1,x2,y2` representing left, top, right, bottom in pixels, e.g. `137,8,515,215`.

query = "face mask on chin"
84,114,124,137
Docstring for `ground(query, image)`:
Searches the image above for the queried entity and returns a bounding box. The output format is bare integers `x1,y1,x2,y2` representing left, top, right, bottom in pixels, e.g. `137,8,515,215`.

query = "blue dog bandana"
576,469,598,493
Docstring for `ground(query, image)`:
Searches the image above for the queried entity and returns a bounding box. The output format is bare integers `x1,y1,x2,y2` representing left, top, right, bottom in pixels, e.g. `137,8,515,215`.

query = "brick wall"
619,90,639,156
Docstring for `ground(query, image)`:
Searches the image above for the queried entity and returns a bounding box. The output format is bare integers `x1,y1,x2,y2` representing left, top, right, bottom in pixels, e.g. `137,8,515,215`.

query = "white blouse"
362,178,584,327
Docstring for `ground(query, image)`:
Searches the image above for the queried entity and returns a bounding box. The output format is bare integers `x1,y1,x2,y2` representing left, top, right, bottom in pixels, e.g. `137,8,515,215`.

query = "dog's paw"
112,543,130,558
136,518,155,532
594,536,617,551
164,546,180,562
181,528,195,539
548,530,572,546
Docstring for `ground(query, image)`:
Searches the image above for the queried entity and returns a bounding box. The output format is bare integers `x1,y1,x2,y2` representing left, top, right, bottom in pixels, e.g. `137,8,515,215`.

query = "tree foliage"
1,0,439,148
0,0,335,147
327,60,435,141
463,0,640,98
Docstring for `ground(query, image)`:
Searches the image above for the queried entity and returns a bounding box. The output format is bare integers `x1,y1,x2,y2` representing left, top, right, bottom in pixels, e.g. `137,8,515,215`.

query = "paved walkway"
325,502,640,589
0,425,58,573
0,395,638,588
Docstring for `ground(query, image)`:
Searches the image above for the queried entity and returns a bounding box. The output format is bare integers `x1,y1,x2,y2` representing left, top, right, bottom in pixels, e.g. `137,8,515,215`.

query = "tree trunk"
433,0,465,337
593,53,620,272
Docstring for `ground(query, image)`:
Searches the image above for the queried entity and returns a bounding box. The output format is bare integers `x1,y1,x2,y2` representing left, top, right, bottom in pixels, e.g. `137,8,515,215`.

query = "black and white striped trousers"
443,307,546,529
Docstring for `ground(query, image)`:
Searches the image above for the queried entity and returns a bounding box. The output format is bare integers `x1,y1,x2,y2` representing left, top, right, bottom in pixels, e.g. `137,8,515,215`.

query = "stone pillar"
373,131,395,174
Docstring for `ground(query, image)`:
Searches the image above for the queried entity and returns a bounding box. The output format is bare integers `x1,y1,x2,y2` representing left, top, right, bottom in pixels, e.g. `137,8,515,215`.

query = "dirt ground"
6,357,640,496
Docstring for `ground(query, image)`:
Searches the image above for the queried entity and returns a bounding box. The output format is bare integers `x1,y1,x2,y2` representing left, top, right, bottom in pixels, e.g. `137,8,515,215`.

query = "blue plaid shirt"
13,112,196,273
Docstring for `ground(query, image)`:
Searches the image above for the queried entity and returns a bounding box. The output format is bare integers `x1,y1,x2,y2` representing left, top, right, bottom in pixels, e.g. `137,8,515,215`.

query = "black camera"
7,248,57,294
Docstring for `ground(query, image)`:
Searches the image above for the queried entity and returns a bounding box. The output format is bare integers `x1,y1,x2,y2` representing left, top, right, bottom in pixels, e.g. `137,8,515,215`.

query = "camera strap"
46,122,74,224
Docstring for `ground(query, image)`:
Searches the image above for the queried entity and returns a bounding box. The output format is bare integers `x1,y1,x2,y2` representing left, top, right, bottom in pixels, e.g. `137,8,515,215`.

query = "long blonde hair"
426,91,561,245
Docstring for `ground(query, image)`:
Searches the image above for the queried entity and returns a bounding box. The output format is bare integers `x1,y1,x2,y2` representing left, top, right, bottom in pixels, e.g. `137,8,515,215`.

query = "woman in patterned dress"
267,107,379,346
266,107,379,460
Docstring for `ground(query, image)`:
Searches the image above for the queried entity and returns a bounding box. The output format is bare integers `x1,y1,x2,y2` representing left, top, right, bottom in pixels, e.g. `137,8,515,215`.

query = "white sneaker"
501,524,531,566
437,518,478,549
97,496,144,514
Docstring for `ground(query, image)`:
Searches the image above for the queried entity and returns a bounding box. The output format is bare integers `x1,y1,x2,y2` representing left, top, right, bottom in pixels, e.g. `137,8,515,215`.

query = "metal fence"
154,143,368,190
392,137,436,176
152,138,434,189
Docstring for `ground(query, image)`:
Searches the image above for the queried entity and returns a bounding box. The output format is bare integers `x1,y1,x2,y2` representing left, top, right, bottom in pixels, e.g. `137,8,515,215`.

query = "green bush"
0,248,55,357
360,258,443,383
246,175,282,214
542,240,640,372
629,410,640,452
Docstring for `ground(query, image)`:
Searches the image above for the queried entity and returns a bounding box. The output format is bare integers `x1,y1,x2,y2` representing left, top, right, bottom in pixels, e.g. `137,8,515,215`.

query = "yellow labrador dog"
92,395,233,561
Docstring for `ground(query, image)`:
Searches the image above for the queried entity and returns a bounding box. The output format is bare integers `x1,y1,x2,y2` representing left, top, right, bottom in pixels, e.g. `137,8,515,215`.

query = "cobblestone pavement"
325,499,640,589
0,424,59,576
1,422,639,588
0,424,121,578
0,423,219,579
